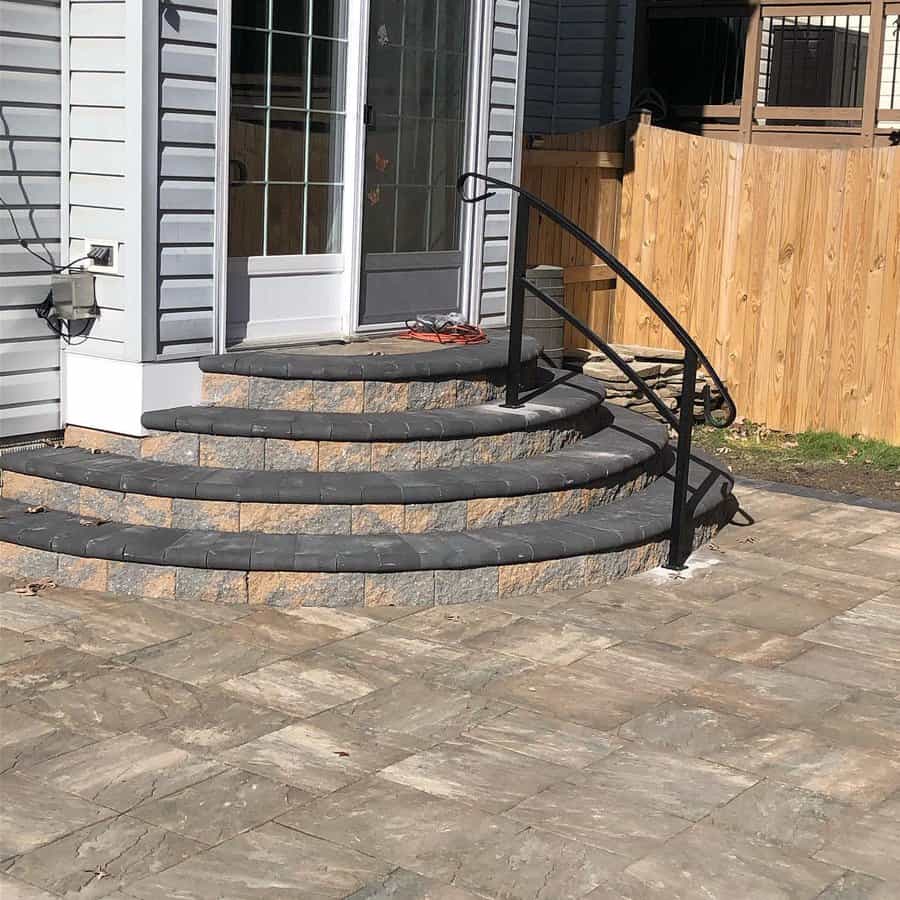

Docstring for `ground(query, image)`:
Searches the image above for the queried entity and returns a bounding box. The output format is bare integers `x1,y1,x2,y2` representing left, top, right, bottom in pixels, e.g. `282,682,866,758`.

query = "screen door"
358,0,472,326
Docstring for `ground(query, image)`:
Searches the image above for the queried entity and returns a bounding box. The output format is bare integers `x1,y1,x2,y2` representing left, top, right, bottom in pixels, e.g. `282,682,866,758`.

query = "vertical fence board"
524,120,899,441
611,126,899,442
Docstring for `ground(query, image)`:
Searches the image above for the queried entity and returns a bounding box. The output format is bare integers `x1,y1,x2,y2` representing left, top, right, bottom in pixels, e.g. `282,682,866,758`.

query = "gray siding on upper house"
524,0,636,134
66,0,130,358
478,0,524,325
0,0,62,437
156,0,217,358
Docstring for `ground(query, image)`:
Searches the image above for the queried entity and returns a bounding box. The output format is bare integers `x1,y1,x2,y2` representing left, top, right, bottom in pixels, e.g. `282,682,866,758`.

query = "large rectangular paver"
131,768,309,845
220,658,377,717
137,688,295,753
683,666,852,726
0,707,95,775
420,825,629,900
26,733,225,813
125,822,392,899
0,647,114,707
486,664,666,731
463,706,623,768
507,779,692,860
815,813,900,881
0,628,57,666
222,719,411,795
329,678,509,744
279,775,520,872
118,629,284,687
648,613,810,666
783,643,900,694
708,780,859,853
704,727,900,807
0,773,111,859
579,745,757,820
14,668,200,739
621,822,842,898
378,737,572,814
4,815,203,899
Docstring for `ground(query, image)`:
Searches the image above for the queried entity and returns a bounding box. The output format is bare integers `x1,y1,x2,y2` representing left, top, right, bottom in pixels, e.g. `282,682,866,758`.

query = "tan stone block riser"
64,417,598,471
199,367,537,413
1,469,655,535
0,519,723,609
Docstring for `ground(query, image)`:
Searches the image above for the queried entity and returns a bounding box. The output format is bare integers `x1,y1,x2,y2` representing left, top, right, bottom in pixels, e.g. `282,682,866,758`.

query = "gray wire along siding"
0,0,62,437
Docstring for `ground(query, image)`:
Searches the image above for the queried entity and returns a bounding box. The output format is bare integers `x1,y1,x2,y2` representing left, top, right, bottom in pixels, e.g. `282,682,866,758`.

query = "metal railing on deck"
458,172,737,569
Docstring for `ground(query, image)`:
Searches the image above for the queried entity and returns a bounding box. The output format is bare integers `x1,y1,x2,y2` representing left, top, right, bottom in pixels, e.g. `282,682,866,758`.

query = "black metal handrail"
457,171,737,569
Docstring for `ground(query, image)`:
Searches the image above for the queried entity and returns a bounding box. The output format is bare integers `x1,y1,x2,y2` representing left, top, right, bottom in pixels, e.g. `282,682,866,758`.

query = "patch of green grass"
793,431,900,469
693,422,900,471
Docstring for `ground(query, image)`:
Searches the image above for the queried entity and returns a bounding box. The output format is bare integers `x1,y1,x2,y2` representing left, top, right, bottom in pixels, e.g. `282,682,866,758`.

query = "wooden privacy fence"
520,122,625,350
523,120,900,443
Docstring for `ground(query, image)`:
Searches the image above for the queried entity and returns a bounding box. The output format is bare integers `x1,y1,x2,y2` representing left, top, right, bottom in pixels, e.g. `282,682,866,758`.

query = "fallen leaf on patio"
334,750,350,757
79,518,109,526
14,579,56,596
89,448,105,454
25,505,46,514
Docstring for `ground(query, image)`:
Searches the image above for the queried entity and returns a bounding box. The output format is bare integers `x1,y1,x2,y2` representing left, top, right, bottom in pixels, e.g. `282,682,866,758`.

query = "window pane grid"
363,0,469,255
229,0,347,258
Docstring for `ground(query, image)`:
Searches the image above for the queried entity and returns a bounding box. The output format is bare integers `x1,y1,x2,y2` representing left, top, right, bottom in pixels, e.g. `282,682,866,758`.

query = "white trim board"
63,355,202,436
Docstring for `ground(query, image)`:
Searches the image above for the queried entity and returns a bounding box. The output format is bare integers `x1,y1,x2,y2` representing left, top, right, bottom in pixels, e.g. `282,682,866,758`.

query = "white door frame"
213,0,488,348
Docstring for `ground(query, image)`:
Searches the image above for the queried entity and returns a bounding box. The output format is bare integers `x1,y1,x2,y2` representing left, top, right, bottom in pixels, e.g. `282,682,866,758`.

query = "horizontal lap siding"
479,0,522,326
524,0,559,133
524,0,634,134
67,0,127,359
0,0,62,437
156,1,217,358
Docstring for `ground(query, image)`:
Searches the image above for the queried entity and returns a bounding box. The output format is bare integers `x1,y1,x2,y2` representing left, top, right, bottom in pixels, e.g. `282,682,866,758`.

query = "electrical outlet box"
50,272,98,320
84,239,119,274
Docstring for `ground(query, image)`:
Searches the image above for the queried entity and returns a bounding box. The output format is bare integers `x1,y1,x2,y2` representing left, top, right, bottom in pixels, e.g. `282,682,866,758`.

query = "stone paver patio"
0,483,898,899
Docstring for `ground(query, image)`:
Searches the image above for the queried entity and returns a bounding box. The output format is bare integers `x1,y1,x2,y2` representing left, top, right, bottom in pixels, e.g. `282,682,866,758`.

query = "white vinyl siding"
0,0,62,437
156,0,217,358
66,0,128,359
478,0,524,325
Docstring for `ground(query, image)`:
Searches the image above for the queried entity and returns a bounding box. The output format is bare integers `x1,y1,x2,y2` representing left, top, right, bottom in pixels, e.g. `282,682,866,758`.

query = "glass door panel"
227,0,348,258
358,0,471,326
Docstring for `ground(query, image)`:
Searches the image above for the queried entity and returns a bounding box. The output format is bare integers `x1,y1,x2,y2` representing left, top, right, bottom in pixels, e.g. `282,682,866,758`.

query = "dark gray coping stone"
141,372,606,441
198,334,540,381
4,405,668,505
0,453,734,572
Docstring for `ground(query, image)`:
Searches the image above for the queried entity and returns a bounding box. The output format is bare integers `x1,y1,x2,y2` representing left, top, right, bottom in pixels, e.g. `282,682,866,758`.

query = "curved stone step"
199,335,541,412
0,454,735,607
2,406,669,534
128,374,605,472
